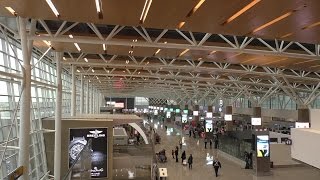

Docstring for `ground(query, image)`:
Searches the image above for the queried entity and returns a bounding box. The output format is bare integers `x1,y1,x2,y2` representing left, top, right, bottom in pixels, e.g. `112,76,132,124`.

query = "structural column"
91,85,94,114
54,52,63,179
194,104,199,123
71,65,76,116
18,17,32,180
253,106,262,128
80,75,84,114
297,108,310,122
225,105,233,131
86,81,89,114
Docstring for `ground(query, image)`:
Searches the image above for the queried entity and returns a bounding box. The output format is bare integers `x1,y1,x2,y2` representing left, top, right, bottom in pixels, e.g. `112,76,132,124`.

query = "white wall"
310,109,320,130
291,128,320,169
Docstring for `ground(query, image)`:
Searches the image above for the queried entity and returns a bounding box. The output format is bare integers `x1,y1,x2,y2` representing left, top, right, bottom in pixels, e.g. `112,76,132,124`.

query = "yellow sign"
9,166,24,180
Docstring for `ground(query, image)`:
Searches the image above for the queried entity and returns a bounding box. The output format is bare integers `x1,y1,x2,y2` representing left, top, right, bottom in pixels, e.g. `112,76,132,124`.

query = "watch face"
70,143,85,160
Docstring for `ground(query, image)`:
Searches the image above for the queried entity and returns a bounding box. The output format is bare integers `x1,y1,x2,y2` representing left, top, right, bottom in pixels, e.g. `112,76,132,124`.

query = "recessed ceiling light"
77,69,80,72
139,0,153,24
5,7,17,16
45,0,60,17
74,43,81,52
123,70,125,73
252,11,294,33
92,68,95,72
186,0,206,18
95,0,103,19
84,58,88,62
103,44,106,51
222,0,261,25
155,49,161,55
164,41,167,44
302,21,320,30
63,57,66,60
138,71,141,74
178,49,189,57
69,34,73,38
43,40,51,47
126,60,129,64
177,22,185,29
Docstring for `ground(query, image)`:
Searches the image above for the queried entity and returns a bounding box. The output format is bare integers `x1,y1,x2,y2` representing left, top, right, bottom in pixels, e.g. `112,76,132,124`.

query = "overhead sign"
69,128,108,178
206,112,213,118
251,117,262,126
182,114,188,123
257,135,270,157
224,114,232,121
193,111,199,116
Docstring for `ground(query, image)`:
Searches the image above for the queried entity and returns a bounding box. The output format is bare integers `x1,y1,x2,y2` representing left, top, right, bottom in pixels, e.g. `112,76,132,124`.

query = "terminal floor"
153,121,320,180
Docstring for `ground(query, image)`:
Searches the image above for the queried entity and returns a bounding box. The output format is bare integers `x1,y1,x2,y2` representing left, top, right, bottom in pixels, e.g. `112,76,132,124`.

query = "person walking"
181,150,186,164
213,158,222,177
179,140,183,150
188,154,193,169
209,139,213,149
204,138,208,149
175,148,179,162
214,137,219,149
189,129,192,137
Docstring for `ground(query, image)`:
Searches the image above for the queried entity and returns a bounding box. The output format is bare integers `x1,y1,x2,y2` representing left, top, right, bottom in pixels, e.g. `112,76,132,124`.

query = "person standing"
214,137,219,149
181,150,186,164
189,129,192,137
175,148,179,162
204,138,208,149
209,139,213,149
179,140,182,150
188,154,193,169
172,150,175,159
213,158,222,177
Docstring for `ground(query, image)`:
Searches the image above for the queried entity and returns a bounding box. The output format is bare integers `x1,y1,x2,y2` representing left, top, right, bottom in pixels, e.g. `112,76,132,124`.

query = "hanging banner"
69,128,108,178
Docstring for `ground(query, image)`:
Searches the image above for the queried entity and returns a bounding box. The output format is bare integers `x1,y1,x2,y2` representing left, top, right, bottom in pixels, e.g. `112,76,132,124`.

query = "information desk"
159,168,168,179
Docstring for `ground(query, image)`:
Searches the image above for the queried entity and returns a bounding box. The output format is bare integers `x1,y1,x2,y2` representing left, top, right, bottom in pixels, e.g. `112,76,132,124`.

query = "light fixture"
84,58,88,62
178,49,189,57
133,39,138,42
123,70,125,73
43,40,51,47
5,7,17,16
302,21,320,30
69,34,73,38
280,32,293,38
164,41,167,44
138,71,141,74
96,76,99,79
95,0,103,19
45,0,60,17
103,44,106,51
186,0,206,17
209,50,216,55
63,57,66,60
126,60,129,64
92,68,95,72
252,11,294,33
222,0,261,25
77,69,80,73
177,21,185,29
154,49,161,55
198,57,202,60
74,43,81,52
139,0,153,24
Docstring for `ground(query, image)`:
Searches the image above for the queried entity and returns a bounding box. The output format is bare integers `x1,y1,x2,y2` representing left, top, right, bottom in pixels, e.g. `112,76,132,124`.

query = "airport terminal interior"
0,0,320,179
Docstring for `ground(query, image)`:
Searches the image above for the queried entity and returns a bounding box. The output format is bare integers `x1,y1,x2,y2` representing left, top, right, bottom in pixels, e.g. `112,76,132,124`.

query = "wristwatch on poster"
69,137,87,161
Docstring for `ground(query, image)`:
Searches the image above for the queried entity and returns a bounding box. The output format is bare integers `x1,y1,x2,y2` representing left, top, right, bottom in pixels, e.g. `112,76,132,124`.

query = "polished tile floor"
153,121,320,180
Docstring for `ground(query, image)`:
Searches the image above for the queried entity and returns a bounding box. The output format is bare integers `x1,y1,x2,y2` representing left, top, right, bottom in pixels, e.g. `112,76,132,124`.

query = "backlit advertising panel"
256,135,270,157
69,128,108,178
205,120,213,132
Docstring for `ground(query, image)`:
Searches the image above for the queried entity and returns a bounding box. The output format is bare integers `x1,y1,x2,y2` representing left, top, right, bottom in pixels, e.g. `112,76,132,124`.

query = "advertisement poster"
205,120,213,132
182,114,188,123
69,128,108,178
256,135,270,157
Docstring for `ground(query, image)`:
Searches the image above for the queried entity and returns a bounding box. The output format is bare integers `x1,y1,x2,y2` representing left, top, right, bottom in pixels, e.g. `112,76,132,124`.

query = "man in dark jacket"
188,154,193,169
175,148,179,162
181,150,186,164
213,158,222,177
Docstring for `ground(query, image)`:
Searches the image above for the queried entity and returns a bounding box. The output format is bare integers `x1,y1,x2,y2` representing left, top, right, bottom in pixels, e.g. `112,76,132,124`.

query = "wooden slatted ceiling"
1,0,320,44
